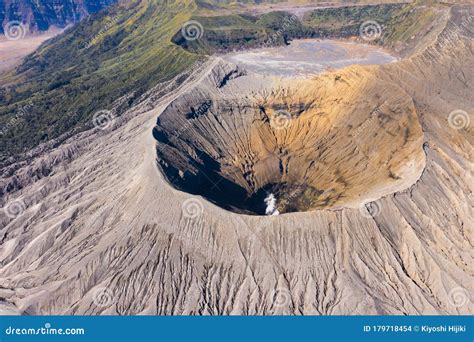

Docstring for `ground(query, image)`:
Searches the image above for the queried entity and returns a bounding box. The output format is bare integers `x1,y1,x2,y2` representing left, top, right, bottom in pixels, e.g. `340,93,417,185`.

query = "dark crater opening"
152,94,330,216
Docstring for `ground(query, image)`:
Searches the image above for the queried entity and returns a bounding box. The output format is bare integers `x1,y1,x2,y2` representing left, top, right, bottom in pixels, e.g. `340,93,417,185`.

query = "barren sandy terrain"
222,39,397,78
0,3,472,316
0,29,62,74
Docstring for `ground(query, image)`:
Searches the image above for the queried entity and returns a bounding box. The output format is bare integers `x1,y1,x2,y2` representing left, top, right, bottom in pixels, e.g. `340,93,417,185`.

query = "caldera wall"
154,60,425,215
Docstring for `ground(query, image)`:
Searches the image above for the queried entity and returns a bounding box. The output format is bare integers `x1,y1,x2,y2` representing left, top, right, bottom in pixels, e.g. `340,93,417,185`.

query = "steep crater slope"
154,61,425,215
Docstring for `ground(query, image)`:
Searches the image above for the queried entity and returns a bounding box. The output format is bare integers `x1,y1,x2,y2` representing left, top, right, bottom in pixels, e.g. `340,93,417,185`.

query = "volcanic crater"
154,42,425,215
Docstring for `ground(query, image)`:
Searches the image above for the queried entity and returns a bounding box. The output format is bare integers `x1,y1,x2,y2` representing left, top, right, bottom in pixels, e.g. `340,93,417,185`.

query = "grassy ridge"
0,0,199,162
304,3,405,28
173,3,414,54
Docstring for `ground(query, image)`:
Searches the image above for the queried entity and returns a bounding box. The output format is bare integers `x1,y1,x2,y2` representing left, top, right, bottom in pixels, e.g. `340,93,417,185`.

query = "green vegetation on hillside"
173,3,412,54
0,0,200,163
305,3,405,28
172,14,273,53
382,4,438,48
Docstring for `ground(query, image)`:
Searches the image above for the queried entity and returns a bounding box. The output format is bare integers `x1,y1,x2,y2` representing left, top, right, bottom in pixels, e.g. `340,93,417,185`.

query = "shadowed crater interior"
153,63,424,215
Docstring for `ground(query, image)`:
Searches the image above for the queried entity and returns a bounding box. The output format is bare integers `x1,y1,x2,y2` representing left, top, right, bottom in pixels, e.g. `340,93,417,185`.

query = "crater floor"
221,39,397,79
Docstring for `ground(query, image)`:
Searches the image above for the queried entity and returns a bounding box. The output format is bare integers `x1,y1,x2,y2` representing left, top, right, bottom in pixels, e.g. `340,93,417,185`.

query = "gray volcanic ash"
0,3,472,315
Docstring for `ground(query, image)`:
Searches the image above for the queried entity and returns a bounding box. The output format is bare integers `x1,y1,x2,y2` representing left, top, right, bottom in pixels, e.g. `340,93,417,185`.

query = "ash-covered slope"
0,4,472,315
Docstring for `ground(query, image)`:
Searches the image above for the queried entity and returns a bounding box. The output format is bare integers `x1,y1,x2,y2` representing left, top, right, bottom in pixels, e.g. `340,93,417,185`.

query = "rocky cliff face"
0,0,117,33
0,4,472,315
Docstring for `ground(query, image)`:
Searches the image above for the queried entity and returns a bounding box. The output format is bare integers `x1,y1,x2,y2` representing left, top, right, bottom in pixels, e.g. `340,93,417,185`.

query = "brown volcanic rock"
0,4,472,315
154,64,425,214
